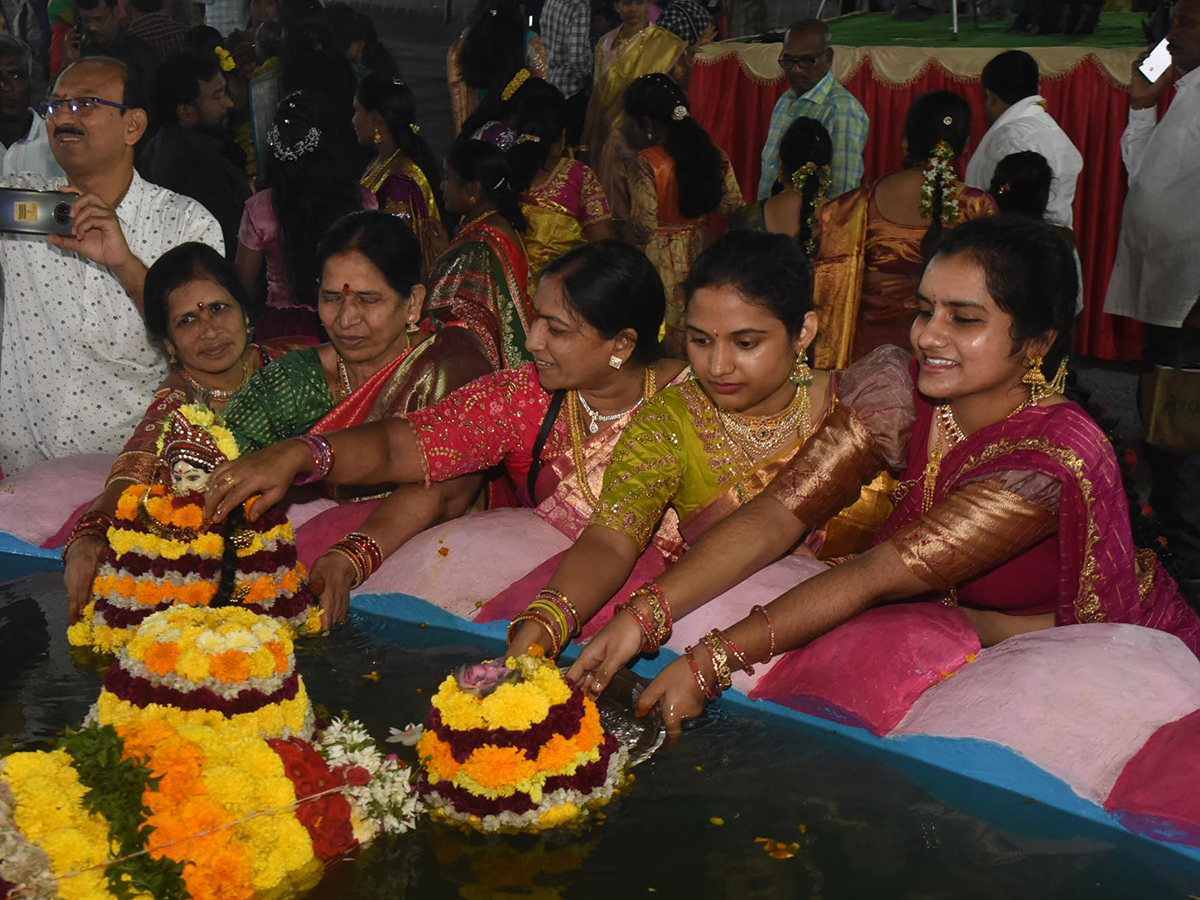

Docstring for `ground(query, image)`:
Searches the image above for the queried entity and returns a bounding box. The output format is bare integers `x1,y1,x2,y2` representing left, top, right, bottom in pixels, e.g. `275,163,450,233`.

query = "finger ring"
223,475,236,486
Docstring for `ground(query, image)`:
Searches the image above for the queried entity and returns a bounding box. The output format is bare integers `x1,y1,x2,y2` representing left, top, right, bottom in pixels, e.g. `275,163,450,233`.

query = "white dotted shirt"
0,171,223,474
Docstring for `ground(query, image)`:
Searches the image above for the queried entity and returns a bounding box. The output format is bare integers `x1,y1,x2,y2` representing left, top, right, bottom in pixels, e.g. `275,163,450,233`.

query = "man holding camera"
0,57,221,474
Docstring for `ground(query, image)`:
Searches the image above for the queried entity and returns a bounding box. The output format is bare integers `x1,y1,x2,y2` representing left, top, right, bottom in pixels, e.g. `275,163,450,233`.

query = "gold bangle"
326,544,364,588
703,630,733,690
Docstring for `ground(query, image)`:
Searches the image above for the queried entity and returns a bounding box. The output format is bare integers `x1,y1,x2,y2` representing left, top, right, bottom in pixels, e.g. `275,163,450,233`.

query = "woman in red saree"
425,135,534,370
570,216,1200,731
202,242,690,628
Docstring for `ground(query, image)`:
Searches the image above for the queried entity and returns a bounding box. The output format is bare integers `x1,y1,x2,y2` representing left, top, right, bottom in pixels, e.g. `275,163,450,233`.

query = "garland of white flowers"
789,161,833,258
919,140,962,226
315,718,422,839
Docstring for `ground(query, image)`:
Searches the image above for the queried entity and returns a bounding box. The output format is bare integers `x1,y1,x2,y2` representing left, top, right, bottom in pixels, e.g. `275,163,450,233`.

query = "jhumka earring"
169,351,178,366
405,319,420,334
1022,355,1048,403
373,128,383,146
609,355,624,370
790,353,812,386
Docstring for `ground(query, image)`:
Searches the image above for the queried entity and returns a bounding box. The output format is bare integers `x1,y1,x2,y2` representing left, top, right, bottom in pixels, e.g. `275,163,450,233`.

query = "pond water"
3,571,1199,900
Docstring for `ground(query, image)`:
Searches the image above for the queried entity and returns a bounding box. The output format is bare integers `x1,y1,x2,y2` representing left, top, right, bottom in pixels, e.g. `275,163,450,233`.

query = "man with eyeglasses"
757,19,868,201
0,57,222,474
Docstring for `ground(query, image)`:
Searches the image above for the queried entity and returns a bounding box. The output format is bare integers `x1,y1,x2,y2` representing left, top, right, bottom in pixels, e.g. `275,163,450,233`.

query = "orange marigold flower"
245,575,276,605
417,732,462,781
143,641,181,676
460,745,539,792
265,640,288,675
211,650,252,683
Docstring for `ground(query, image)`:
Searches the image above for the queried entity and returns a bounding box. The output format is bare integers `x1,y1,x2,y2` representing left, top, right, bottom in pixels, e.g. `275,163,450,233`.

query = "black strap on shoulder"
527,389,566,503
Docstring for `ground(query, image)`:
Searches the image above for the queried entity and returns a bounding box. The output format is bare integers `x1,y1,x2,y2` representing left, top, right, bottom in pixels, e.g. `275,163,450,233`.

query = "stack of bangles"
615,581,673,652
507,588,580,658
326,531,383,589
684,605,776,702
291,434,334,485
61,510,114,563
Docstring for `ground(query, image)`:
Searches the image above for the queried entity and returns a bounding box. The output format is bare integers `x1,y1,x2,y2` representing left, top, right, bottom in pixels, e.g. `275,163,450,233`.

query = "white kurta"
1104,68,1200,329
0,171,222,473
964,95,1083,228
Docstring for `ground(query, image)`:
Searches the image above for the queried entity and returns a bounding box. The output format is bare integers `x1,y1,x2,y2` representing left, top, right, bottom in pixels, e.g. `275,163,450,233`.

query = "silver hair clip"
671,104,689,121
943,116,953,126
268,124,321,161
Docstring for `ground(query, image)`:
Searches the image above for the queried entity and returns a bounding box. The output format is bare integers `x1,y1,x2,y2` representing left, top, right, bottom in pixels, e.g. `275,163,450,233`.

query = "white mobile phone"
1139,38,1173,83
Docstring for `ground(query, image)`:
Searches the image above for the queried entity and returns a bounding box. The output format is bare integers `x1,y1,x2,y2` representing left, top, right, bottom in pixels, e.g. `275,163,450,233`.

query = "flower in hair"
268,124,322,161
501,68,531,101
671,104,689,121
214,45,236,72
788,162,832,258
919,140,961,225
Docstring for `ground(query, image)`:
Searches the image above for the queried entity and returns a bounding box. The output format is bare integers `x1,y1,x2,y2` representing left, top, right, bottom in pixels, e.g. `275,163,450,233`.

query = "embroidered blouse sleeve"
768,344,916,523
588,392,687,552
107,388,187,488
404,364,542,481
578,163,612,226
889,475,1059,591
717,153,744,216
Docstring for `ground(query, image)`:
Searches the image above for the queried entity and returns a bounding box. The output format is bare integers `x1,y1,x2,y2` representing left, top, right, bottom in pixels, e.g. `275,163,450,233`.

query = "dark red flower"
344,765,371,787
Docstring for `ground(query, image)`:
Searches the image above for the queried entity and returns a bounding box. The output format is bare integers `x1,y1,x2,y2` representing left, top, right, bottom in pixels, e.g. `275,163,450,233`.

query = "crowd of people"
1,0,1198,732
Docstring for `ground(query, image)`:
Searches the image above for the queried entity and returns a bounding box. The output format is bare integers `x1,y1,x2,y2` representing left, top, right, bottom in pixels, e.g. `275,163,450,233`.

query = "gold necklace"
456,209,499,234
717,382,812,462
334,356,352,402
362,149,402,192
922,397,1033,513
181,352,253,407
567,366,656,509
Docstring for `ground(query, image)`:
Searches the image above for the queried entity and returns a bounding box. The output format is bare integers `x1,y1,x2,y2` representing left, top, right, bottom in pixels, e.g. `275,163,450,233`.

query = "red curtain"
690,54,1144,361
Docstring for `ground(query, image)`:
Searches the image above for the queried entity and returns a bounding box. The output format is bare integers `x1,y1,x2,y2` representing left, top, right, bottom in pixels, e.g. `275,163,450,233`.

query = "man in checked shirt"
541,0,593,143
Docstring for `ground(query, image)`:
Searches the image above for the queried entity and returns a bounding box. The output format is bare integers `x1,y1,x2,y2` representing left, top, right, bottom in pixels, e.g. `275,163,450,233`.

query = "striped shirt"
758,71,869,200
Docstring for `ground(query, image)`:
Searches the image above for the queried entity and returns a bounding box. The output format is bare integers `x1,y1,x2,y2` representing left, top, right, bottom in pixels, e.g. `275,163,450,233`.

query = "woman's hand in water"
566,610,646,698
64,534,106,624
635,653,707,737
204,439,311,524
308,550,356,630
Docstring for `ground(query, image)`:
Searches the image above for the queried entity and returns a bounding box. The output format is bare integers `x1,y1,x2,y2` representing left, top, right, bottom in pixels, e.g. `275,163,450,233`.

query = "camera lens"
53,202,72,226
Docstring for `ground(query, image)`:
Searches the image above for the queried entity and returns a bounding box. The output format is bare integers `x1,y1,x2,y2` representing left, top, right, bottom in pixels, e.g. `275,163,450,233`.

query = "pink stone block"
353,507,571,619
0,454,112,546
1105,708,1200,846
748,602,981,735
892,624,1200,803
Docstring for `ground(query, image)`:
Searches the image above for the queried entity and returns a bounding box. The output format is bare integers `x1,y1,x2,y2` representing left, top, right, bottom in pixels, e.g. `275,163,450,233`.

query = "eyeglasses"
40,96,132,118
778,50,829,70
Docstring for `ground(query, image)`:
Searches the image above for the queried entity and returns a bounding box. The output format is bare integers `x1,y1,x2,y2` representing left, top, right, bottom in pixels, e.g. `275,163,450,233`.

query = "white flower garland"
315,718,423,838
919,140,962,226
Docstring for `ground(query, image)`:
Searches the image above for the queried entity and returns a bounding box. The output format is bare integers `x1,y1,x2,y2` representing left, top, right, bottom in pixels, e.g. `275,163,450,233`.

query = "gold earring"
1023,354,1047,402
405,319,419,334
373,127,383,145
1046,357,1068,396
609,355,623,370
169,351,178,365
790,353,812,386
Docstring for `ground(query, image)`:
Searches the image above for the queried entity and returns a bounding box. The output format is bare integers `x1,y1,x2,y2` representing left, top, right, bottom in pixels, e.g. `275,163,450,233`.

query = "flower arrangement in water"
0,718,421,900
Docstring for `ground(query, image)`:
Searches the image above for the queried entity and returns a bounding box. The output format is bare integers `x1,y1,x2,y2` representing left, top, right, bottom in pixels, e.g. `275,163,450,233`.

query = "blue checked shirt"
758,71,869,200
541,0,593,98
657,0,712,47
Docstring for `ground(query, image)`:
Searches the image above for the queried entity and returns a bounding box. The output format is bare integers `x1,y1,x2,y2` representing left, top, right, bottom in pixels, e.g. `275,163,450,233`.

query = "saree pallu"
630,146,742,347
426,221,533,370
870,388,1200,655
105,337,317,489
811,181,997,370
584,25,686,223
360,156,442,273
520,158,612,294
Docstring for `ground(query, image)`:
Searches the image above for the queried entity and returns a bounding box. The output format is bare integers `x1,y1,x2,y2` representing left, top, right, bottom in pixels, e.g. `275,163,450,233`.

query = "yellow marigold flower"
536,802,580,829
176,647,211,681
248,648,275,679
480,682,551,731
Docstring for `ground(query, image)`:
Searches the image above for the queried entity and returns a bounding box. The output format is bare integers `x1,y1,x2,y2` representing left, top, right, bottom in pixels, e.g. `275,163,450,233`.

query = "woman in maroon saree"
570,215,1200,731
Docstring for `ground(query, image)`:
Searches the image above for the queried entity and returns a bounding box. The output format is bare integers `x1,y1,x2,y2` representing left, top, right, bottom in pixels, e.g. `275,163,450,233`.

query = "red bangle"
718,631,755,677
617,602,659,653
62,511,113,563
751,605,776,663
685,646,716,702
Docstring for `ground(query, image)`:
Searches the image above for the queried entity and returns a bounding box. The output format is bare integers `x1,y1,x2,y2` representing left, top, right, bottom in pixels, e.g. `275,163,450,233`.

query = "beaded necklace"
181,352,253,408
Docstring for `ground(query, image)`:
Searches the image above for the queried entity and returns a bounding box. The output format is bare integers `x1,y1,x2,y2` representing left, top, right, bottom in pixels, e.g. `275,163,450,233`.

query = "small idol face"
172,460,211,495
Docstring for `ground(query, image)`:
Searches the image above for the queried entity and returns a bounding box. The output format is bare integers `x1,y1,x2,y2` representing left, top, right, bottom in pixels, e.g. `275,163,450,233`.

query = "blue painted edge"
0,532,60,560
350,589,1200,864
